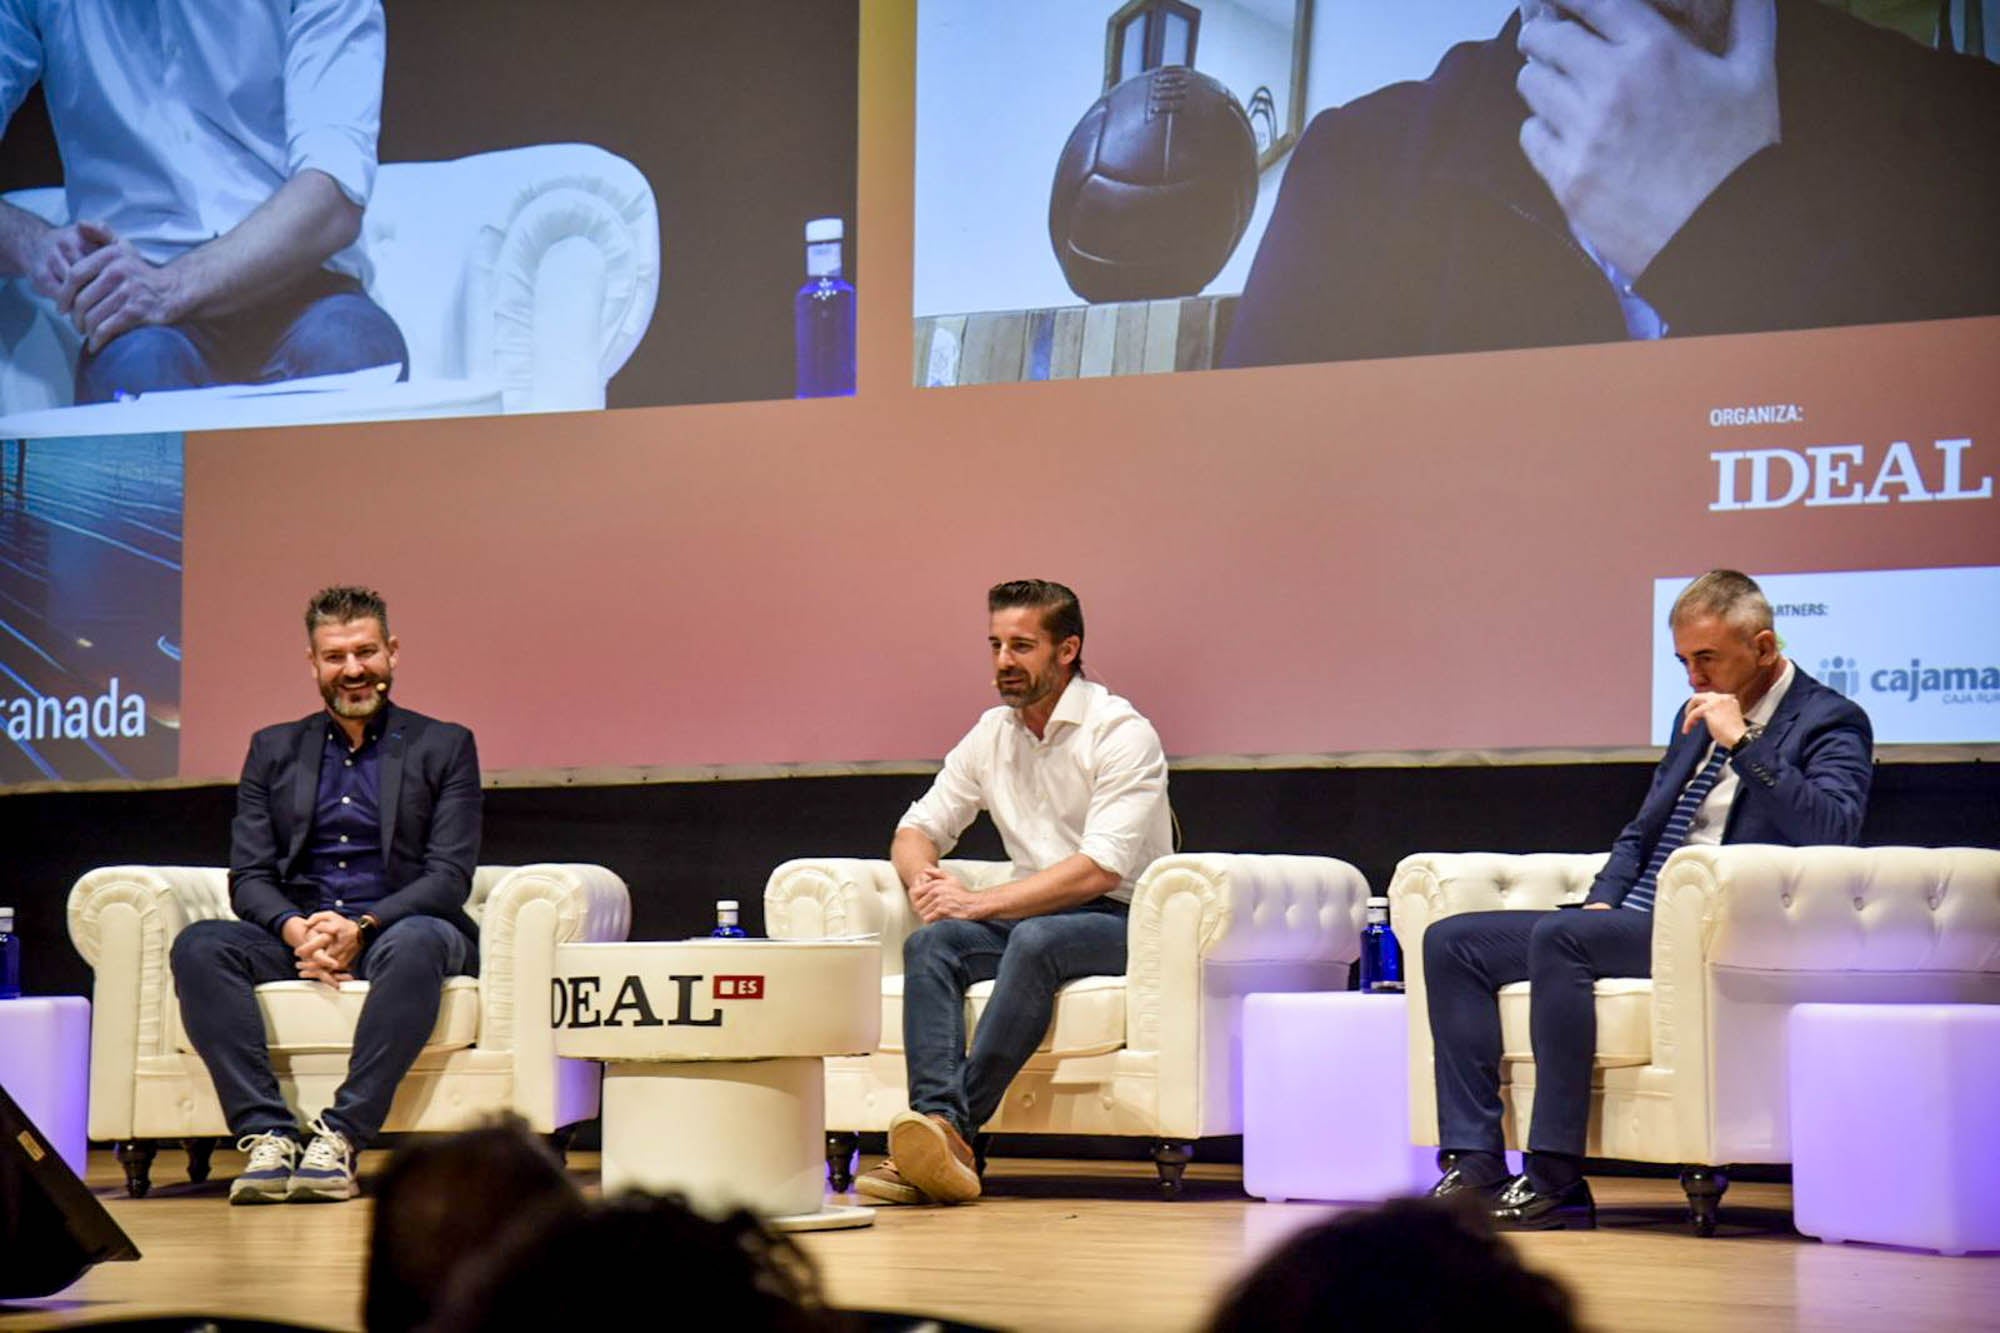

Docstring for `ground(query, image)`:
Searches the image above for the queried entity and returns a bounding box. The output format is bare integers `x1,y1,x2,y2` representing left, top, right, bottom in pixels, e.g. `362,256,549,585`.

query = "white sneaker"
228,1132,300,1205
286,1117,358,1202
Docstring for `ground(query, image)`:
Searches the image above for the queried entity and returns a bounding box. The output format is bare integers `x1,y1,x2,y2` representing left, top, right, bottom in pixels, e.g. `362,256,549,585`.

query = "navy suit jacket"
228,702,482,944
1586,667,1873,908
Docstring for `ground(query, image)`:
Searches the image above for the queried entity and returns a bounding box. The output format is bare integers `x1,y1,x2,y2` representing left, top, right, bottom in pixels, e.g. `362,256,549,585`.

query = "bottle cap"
717,900,740,911
1367,896,1388,906
805,217,843,242
0,906,12,929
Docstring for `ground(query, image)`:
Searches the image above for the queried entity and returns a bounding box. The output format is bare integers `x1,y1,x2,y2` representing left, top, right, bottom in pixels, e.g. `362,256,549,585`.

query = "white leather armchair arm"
1390,852,1607,1144
66,867,235,1139
1649,844,2000,1163
472,862,631,1132
1129,854,1370,1137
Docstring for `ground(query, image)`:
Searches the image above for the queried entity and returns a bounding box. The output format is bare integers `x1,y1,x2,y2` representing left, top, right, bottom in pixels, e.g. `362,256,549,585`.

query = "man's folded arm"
1729,706,1873,847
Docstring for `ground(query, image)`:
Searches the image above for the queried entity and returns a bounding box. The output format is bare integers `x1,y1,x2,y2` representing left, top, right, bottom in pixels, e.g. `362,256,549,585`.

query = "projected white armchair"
67,862,631,1197
0,143,659,434
764,852,1371,1195
1391,844,2000,1234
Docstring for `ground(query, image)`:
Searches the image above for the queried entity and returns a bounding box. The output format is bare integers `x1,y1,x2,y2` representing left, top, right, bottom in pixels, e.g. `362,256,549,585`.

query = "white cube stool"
1243,992,1435,1203
0,996,90,1176
1790,1003,2000,1256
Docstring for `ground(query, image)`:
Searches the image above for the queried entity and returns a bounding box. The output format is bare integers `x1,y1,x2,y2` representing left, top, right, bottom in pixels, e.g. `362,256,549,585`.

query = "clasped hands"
1516,0,1780,279
28,219,186,354
282,911,365,985
909,866,986,924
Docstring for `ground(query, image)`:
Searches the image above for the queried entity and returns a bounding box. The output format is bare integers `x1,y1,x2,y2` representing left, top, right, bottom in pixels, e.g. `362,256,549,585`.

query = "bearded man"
169,585,481,1204
856,579,1173,1206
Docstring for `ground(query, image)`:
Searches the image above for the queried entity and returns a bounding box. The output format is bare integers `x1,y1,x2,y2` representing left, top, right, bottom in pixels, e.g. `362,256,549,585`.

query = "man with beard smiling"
1222,0,2000,368
169,586,480,1204
857,580,1173,1206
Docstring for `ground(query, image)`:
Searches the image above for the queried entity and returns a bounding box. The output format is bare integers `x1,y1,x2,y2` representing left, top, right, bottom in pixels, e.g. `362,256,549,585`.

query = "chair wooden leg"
825,1131,858,1193
1152,1140,1194,1199
1680,1166,1730,1237
117,1140,158,1198
184,1137,217,1184
545,1125,577,1165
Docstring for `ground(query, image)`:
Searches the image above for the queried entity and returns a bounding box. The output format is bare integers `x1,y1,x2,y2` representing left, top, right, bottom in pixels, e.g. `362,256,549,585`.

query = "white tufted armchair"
0,143,659,434
1391,845,2000,1234
67,862,631,1197
764,853,1371,1195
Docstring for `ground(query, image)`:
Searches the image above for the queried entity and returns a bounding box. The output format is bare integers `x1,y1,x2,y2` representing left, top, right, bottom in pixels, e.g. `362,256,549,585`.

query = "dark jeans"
75,270,408,404
902,900,1129,1138
1423,907,1652,1158
170,916,475,1146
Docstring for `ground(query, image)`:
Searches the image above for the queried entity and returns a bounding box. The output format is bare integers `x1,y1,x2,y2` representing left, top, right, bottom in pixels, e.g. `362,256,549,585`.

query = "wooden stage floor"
2,1150,1996,1332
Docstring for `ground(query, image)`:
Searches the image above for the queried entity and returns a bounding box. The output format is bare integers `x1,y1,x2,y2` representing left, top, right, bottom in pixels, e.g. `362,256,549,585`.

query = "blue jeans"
1423,908,1652,1159
901,900,1129,1138
75,271,408,404
170,916,475,1146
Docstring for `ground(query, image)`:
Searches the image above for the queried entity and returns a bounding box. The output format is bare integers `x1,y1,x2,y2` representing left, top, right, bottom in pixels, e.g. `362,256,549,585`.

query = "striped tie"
1623,743,1733,914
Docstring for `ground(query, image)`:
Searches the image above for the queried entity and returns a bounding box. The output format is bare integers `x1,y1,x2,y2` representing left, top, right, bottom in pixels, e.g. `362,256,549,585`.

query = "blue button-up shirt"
298,705,390,919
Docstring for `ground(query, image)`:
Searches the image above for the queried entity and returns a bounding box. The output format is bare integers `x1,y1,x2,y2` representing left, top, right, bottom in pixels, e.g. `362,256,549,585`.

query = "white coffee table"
554,938,880,1231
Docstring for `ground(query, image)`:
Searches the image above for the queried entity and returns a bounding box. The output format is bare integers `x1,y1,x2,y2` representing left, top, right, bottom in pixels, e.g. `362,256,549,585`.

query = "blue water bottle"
711,900,748,940
0,906,21,999
1358,896,1403,994
795,217,856,398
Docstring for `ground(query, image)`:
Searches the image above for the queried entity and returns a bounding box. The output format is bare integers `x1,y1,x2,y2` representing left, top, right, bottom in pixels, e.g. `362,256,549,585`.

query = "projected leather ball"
1048,66,1259,305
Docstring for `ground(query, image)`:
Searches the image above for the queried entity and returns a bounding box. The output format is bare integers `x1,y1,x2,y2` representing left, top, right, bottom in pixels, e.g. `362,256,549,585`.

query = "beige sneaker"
854,1158,930,1206
887,1111,981,1204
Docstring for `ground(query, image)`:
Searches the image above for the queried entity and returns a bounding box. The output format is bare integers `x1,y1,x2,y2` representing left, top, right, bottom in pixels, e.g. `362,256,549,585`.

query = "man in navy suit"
1423,569,1872,1228
170,586,480,1204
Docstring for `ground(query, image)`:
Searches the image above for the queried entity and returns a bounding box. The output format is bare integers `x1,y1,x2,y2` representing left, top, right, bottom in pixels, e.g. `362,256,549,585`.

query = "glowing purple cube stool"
0,996,91,1175
1242,992,1435,1203
1790,1003,2000,1256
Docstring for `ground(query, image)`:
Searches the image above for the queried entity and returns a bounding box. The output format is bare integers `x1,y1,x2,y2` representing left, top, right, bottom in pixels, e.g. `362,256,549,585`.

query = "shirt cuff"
289,126,377,207
1076,834,1138,885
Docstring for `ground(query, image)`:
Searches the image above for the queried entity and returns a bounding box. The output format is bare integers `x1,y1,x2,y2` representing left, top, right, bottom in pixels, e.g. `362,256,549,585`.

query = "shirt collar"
1747,659,1795,729
1009,673,1092,740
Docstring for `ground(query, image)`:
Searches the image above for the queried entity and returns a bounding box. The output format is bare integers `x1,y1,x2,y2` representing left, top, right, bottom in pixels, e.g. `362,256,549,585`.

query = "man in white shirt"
858,580,1173,1206
0,1,407,404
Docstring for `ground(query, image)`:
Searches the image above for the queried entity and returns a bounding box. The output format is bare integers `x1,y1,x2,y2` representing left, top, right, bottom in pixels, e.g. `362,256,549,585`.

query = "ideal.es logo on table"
551,972,767,1029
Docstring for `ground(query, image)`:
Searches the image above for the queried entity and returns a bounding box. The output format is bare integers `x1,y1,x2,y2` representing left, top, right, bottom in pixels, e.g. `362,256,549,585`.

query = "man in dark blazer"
1423,570,1872,1228
170,586,481,1204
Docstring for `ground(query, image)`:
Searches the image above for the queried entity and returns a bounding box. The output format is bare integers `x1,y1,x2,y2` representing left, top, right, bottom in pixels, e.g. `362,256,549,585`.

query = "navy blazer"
1587,667,1873,908
228,702,482,943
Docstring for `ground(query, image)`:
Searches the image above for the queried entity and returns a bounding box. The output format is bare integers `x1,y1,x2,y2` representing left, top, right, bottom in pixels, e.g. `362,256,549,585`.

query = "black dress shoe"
1428,1164,1511,1202
1490,1173,1596,1230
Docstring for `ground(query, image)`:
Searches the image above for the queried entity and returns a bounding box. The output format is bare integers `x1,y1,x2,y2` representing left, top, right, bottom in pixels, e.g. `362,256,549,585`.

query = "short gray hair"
1669,570,1772,638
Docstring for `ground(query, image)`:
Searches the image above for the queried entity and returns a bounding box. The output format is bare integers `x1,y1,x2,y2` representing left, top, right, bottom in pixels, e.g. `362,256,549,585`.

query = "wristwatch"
1736,723,1766,749
357,914,382,946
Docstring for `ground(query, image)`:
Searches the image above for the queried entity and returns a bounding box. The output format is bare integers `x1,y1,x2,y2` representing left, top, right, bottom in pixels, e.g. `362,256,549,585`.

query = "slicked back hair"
989,579,1085,677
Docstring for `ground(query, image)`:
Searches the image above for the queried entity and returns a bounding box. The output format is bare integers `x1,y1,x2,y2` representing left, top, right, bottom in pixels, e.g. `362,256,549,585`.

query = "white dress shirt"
0,0,384,282
898,676,1173,903
1686,658,1796,844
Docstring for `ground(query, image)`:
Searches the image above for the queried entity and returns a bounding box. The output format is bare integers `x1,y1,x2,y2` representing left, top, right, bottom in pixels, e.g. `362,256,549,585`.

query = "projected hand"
27,221,109,303
1682,691,1749,748
1516,0,1779,278
911,867,982,923
58,225,189,353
